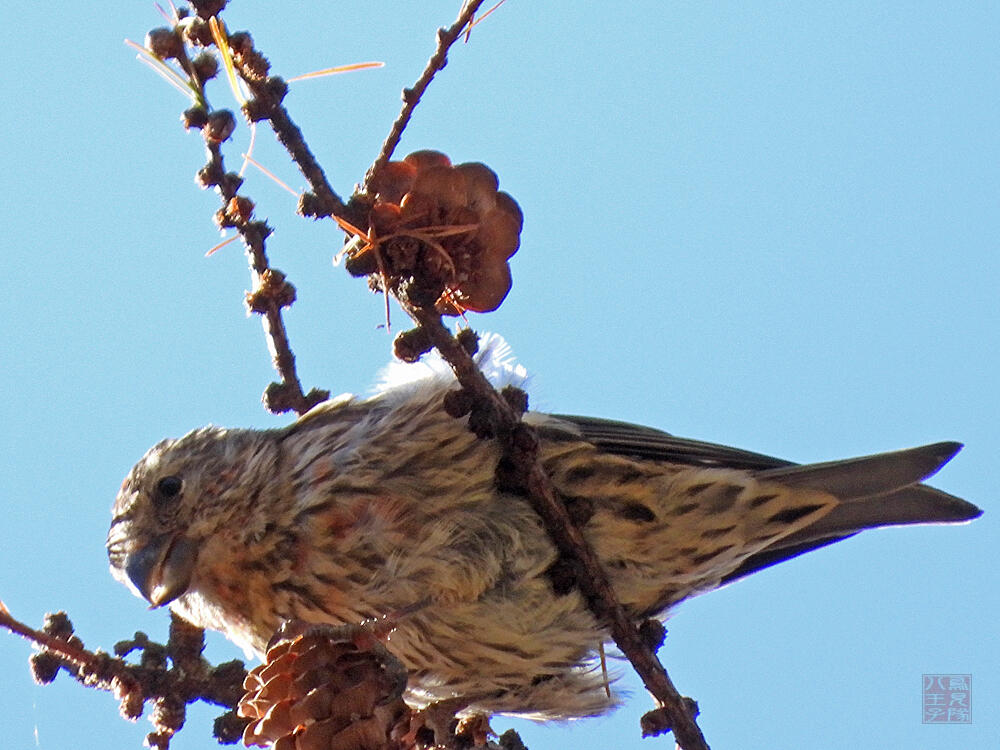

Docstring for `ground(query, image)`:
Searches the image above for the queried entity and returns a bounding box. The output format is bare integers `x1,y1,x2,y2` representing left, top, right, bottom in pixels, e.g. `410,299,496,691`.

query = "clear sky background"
1,2,996,749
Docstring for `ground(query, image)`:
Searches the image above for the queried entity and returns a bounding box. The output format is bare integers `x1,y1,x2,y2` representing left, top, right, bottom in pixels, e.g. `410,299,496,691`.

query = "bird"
107,339,981,720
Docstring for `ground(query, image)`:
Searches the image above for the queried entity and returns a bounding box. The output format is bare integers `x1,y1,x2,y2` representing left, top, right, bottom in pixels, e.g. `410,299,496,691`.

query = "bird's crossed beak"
123,534,199,608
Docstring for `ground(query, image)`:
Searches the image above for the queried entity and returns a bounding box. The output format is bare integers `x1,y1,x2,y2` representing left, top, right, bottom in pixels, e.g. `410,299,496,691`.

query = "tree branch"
214,23,350,222
164,8,331,415
0,603,248,748
361,0,489,193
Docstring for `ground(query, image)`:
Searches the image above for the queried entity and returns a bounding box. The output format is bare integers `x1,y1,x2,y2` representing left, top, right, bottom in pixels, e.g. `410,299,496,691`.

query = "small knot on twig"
245,269,296,314
641,698,700,738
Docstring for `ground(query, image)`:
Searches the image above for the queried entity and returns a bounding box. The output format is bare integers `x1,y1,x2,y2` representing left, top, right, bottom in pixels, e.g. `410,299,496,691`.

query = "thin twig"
214,20,349,222
0,604,248,748
0,606,98,671
225,1,488,218
361,0,489,193
157,7,330,415
266,99,346,216
202,136,328,415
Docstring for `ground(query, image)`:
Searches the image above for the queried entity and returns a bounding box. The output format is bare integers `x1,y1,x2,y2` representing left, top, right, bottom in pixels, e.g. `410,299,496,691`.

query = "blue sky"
1,2,996,749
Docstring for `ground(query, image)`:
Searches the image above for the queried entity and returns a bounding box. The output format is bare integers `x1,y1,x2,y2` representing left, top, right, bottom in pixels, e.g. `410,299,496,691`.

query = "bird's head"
107,426,276,609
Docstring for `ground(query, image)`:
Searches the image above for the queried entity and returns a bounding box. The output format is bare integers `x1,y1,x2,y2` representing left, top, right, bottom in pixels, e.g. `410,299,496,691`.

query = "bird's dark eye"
156,475,183,500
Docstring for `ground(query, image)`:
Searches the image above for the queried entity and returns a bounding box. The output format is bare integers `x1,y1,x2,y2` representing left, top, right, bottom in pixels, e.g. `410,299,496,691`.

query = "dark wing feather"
545,415,794,470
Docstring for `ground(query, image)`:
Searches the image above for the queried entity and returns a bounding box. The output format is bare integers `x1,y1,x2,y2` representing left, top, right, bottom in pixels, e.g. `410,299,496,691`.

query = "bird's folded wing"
541,414,794,470
538,413,981,585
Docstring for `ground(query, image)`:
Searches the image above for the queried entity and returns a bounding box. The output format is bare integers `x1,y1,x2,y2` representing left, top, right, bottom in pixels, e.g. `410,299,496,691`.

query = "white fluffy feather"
373,331,529,394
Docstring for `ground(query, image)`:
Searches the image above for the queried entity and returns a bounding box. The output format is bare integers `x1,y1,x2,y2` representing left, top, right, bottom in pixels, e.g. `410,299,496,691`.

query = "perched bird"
107,341,981,720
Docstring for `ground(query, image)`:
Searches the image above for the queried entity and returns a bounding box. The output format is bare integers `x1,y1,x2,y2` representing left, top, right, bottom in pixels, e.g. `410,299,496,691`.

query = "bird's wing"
537,414,981,586
541,414,794,470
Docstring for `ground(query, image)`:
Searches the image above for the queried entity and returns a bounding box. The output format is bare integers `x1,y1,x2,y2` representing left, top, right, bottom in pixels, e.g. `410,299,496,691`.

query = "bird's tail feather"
758,441,963,500
722,443,980,585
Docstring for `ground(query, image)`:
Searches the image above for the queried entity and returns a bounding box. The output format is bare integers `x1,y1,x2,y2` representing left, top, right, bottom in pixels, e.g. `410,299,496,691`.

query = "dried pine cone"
239,622,409,750
348,150,523,315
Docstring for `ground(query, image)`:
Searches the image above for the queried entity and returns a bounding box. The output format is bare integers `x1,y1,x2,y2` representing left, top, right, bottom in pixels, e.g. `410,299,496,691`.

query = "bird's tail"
723,442,981,584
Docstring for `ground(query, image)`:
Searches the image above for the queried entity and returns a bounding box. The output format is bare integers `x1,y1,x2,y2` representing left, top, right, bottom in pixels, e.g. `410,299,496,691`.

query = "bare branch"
361,0,489,193
217,26,350,221
160,9,331,415
0,604,248,748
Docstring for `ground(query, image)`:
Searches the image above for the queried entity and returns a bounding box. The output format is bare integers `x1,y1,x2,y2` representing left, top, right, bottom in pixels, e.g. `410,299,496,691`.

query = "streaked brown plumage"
107,351,980,719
